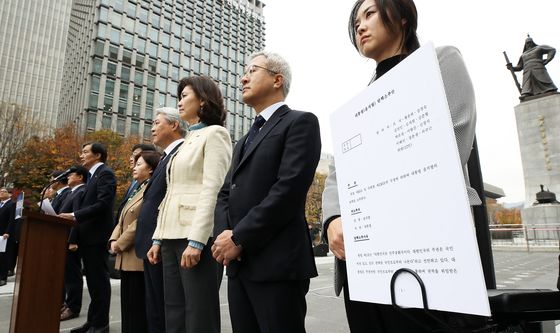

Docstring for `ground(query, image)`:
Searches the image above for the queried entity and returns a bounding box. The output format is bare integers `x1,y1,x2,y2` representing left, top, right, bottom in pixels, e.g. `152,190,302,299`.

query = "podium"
10,210,75,333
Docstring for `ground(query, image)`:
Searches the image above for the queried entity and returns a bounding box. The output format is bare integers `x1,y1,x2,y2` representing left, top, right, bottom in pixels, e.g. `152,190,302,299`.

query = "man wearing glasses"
213,51,322,333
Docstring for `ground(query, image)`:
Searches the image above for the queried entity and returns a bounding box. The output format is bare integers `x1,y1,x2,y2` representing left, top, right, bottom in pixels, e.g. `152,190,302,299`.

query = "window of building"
99,7,109,22
121,51,131,66
120,82,129,99
148,59,157,73
171,51,179,66
182,28,192,41
143,124,152,138
87,111,97,129
158,77,167,91
171,66,179,81
123,16,135,33
103,96,113,112
158,92,166,106
146,90,154,107
148,26,159,42
88,92,99,109
110,28,121,45
147,74,156,89
136,21,147,37
160,62,168,77
97,23,107,39
162,17,171,32
182,41,191,54
118,99,127,115
160,47,169,62
107,62,117,77
138,7,148,22
105,78,115,95
134,87,142,103
93,58,103,73
117,117,125,133
151,14,160,28
134,70,144,85
160,32,170,46
111,11,122,26
131,120,140,134
172,21,182,37
201,62,209,75
132,103,141,117
123,32,133,49
102,115,112,129
114,0,124,12
145,106,153,120
94,40,105,57
135,36,146,53
109,45,118,60
148,42,158,58
91,76,100,93
126,2,136,17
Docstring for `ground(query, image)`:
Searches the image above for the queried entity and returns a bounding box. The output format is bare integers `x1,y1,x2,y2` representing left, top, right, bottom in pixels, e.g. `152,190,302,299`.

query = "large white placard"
330,43,490,316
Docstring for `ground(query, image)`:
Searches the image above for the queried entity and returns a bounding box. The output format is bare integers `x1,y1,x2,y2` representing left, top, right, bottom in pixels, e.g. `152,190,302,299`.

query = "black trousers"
80,243,111,327
0,237,16,280
64,248,83,313
228,276,309,333
143,259,165,333
121,270,148,333
161,238,220,333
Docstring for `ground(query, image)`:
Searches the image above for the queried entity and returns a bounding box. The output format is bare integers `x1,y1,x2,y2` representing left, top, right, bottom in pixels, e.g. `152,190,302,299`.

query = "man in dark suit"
212,51,321,333
59,143,116,333
59,166,88,321
50,171,71,214
0,187,16,286
135,107,185,333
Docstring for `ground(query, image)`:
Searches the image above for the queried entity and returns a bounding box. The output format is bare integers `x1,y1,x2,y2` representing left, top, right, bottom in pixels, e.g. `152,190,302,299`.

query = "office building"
58,0,265,142
0,0,73,132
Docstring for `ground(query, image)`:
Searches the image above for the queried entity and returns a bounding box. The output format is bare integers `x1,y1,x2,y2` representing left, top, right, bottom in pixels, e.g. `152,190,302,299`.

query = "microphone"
53,167,77,181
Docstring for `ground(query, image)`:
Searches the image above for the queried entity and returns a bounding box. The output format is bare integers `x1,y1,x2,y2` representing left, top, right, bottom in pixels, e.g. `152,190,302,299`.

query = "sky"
262,0,560,204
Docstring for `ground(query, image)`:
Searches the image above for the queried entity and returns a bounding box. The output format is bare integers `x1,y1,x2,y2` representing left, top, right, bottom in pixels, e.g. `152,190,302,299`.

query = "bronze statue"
505,35,558,101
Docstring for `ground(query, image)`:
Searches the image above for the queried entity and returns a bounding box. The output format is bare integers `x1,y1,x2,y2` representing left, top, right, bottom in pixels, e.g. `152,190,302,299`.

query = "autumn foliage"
8,125,141,208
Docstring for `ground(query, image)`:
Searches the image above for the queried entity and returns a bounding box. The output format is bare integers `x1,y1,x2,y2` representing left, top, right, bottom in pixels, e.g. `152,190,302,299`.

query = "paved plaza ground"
0,248,559,332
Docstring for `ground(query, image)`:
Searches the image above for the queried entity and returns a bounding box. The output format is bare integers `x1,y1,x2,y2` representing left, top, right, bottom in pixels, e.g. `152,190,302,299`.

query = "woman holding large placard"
322,0,481,331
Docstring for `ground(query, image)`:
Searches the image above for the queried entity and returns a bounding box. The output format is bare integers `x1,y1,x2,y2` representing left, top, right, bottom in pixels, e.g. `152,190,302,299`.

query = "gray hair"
155,106,186,136
248,51,292,98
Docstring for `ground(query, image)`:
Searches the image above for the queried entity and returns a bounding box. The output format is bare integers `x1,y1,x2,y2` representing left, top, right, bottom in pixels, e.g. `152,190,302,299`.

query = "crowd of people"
0,0,482,332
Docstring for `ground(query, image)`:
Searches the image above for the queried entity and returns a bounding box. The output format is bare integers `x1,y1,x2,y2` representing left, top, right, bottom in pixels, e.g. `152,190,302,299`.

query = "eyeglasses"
243,64,280,77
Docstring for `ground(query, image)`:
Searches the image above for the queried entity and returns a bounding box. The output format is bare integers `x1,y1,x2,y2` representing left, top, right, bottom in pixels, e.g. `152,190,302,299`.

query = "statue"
504,35,558,101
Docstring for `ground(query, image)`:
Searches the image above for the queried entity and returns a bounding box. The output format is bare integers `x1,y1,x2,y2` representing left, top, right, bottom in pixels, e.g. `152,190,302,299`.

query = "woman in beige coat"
147,76,232,332
109,150,160,333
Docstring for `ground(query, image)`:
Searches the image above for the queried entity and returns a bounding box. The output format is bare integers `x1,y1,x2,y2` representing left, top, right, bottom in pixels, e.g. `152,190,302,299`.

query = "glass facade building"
0,0,73,132
58,0,265,142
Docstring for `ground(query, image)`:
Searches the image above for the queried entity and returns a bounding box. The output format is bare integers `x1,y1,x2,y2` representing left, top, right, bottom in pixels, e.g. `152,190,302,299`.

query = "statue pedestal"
521,204,560,240
515,94,560,206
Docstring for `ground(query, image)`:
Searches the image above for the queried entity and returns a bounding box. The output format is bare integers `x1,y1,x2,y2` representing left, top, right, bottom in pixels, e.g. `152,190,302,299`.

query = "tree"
0,102,44,186
8,125,140,207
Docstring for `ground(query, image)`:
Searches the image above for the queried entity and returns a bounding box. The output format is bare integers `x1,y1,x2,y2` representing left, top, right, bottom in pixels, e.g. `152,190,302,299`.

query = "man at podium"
59,142,117,333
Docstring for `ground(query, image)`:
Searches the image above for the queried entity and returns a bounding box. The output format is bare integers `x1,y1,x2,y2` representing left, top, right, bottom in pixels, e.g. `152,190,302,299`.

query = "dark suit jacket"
51,187,71,214
60,185,87,244
0,199,16,236
214,105,321,281
135,142,183,259
73,164,117,246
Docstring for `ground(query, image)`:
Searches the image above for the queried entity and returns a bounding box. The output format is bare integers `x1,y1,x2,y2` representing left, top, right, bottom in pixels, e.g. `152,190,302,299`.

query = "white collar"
258,101,286,121
89,162,104,176
71,183,85,192
57,186,69,195
163,138,185,156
